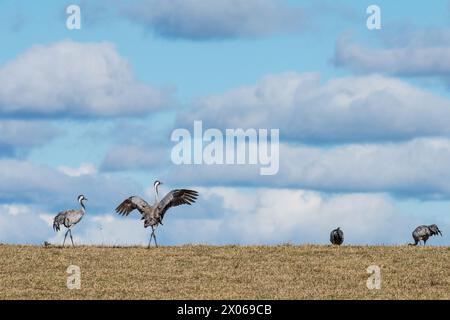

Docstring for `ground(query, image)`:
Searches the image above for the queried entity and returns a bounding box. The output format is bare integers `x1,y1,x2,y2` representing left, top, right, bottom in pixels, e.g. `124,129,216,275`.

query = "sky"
0,0,449,246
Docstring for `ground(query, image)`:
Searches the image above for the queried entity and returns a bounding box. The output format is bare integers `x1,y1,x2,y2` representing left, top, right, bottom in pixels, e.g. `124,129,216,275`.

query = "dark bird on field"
330,227,344,245
53,195,87,247
115,180,199,248
409,224,442,246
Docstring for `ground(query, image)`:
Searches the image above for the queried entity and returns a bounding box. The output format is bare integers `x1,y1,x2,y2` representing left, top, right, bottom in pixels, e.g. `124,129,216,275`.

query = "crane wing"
116,196,151,216
53,211,67,231
156,189,199,220
53,209,80,231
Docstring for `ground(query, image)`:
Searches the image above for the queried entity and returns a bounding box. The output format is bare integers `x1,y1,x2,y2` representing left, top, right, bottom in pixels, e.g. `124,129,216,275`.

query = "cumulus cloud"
0,189,447,246
0,205,148,246
58,163,98,177
0,40,171,117
332,30,450,81
0,204,52,244
179,72,450,143
280,139,450,197
0,159,141,212
100,145,168,171
151,187,447,245
121,0,306,40
99,121,175,172
168,138,450,199
31,190,439,246
0,204,30,216
47,214,149,246
0,120,61,156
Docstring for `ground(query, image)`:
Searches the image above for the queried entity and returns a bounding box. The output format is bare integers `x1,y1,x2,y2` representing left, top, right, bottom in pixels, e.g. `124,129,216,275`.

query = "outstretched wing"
116,196,151,216
156,189,199,221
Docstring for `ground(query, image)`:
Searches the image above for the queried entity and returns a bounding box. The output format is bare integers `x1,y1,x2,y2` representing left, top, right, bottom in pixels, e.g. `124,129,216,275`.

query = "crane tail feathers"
53,222,60,232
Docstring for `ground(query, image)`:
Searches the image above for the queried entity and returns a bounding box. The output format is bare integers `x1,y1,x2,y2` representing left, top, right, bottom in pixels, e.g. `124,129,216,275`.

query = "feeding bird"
115,180,199,248
409,224,442,246
330,227,344,245
53,195,87,247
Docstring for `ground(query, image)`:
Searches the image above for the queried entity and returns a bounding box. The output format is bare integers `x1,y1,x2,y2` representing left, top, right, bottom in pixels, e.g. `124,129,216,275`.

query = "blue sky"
0,0,449,246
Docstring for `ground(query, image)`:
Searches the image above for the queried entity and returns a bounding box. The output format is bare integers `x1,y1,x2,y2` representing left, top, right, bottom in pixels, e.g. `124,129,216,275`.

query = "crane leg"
147,232,152,248
153,232,158,248
148,226,158,248
69,229,74,247
63,229,69,247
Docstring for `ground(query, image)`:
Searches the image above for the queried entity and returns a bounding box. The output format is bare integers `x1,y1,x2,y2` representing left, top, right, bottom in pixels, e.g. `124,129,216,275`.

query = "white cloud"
39,213,54,227
0,120,60,154
332,30,450,81
180,72,450,142
279,138,450,197
48,214,149,246
0,204,52,244
122,0,306,40
0,190,446,246
168,138,450,198
100,145,167,171
58,163,98,177
29,189,425,245
0,40,171,117
0,204,30,216
0,159,141,211
157,187,447,245
0,205,148,246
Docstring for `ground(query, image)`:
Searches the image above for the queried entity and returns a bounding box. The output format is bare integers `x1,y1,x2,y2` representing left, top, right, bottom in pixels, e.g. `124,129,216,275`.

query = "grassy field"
0,244,449,299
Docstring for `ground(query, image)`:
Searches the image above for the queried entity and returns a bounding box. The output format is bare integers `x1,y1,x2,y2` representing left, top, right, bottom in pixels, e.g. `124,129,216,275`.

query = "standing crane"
330,227,344,245
409,224,442,246
115,180,199,248
53,195,87,247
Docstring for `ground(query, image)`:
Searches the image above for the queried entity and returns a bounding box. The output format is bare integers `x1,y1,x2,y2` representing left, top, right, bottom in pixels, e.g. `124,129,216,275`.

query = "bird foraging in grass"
409,224,442,246
53,195,87,247
330,227,344,245
116,180,199,248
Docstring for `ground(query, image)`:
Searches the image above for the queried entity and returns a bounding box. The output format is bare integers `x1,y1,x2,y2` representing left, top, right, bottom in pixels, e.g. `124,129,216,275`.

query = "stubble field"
0,244,448,299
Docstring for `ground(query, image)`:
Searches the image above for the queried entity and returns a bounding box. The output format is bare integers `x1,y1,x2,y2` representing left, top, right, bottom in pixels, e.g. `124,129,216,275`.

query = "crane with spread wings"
115,180,199,247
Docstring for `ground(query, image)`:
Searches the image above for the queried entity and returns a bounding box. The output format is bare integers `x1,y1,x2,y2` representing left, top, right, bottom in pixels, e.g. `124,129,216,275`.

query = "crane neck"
80,200,86,213
154,185,160,203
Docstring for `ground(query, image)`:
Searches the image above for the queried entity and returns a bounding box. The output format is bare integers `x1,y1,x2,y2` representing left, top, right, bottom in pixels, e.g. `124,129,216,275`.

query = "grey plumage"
409,224,442,246
116,180,198,248
330,227,344,245
53,195,87,247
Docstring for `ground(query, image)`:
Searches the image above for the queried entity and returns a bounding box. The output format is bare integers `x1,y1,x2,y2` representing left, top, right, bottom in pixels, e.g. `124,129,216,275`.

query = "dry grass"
0,244,449,300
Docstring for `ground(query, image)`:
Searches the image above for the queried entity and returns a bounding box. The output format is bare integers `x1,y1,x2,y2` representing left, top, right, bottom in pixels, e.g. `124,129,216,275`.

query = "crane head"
429,224,442,236
154,180,163,188
154,180,163,194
